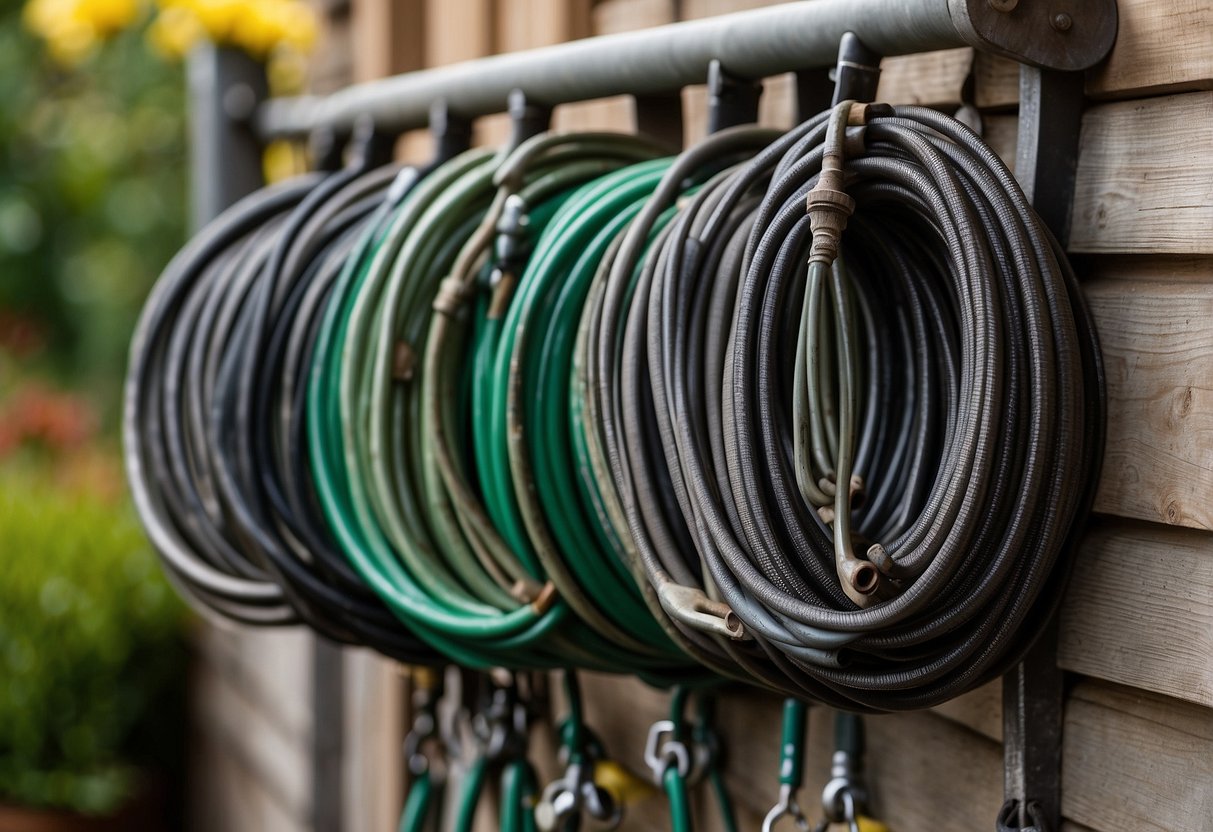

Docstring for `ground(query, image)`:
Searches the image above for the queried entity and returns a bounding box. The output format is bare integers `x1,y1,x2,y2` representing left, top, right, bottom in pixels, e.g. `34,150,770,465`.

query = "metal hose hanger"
127,33,1105,728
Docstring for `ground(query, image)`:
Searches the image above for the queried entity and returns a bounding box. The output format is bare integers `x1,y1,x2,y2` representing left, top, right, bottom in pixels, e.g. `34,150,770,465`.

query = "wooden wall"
192,1,1213,830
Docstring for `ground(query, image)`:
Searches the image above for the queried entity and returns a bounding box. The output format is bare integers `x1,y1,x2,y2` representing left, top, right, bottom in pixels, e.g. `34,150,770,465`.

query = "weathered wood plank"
932,680,1002,741
1060,522,1213,706
342,650,406,832
1063,682,1213,832
191,623,314,741
1089,0,1213,99
191,658,313,822
189,728,305,832
973,52,1019,110
876,48,973,107
1091,254,1213,284
592,0,676,33
350,0,425,82
496,0,590,52
1069,92,1213,254
425,0,494,65
1085,278,1213,529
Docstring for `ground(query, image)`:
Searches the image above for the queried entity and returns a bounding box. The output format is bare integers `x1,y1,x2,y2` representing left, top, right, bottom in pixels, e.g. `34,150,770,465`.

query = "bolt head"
1051,11,1073,31
988,0,1018,12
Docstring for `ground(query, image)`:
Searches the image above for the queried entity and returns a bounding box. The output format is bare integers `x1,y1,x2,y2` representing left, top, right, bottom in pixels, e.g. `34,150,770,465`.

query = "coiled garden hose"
599,102,1103,709
124,144,437,661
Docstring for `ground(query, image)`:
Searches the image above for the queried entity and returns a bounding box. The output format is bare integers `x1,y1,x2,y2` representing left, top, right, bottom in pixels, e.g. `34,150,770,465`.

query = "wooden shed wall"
189,1,1213,830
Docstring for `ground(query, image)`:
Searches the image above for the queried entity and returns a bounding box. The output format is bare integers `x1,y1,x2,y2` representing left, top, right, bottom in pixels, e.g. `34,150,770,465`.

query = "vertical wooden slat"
350,0,426,82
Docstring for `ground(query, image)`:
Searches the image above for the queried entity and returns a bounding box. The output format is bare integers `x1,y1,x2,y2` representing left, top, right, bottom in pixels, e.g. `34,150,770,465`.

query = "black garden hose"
600,103,1104,710
124,143,437,662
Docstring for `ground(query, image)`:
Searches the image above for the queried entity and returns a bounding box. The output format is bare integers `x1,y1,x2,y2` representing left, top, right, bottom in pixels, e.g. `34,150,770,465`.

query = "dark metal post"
1000,65,1087,832
186,44,266,229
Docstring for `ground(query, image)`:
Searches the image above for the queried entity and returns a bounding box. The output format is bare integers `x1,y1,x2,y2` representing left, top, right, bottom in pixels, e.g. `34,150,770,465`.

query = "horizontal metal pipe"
257,0,963,139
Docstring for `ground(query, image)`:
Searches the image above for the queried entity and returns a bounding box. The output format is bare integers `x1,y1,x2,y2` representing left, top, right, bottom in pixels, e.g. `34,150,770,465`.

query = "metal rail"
255,0,1116,139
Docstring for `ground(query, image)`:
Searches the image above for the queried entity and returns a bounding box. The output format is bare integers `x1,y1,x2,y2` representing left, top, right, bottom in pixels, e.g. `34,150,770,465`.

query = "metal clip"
644,719,691,783
403,669,444,777
764,784,810,831
535,761,622,831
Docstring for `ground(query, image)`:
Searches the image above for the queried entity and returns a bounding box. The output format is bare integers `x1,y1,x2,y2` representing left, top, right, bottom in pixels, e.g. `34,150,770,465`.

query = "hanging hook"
762,699,810,832
706,59,763,133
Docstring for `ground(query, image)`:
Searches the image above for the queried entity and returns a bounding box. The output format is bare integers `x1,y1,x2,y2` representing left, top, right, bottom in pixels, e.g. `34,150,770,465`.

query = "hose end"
657,581,746,640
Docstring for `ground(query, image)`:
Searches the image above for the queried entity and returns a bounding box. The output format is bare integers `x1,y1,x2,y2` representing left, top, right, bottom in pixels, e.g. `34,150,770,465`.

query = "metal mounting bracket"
950,0,1118,72
706,59,763,134
634,91,685,149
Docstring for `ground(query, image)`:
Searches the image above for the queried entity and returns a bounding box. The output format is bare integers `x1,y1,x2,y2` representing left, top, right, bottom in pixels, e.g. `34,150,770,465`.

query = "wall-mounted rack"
252,0,1116,140
185,2,1119,829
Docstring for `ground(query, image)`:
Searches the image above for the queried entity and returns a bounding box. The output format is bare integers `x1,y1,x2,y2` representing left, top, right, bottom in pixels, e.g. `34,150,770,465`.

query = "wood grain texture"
1089,0,1213,98
191,624,314,741
342,651,405,832
425,0,494,65
350,0,425,82
1086,278,1213,529
1060,522,1213,706
876,48,972,107
497,0,590,52
592,0,675,32
931,680,1002,741
1069,92,1213,254
1062,682,1213,832
191,657,313,824
973,52,1019,109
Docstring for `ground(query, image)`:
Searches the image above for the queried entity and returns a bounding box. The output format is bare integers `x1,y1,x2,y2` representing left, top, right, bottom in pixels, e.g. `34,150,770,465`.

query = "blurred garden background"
0,1,313,824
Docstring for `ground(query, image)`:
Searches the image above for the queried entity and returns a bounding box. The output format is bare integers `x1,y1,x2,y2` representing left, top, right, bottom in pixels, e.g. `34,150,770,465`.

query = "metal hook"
763,784,811,832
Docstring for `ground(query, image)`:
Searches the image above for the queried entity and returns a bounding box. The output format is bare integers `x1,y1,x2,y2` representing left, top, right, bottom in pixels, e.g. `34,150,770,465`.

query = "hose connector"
807,100,860,267
806,166,854,267
656,579,745,640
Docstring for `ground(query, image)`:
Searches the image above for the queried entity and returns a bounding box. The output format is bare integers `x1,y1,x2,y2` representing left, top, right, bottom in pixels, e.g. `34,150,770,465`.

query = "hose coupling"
806,174,854,267
433,274,470,316
656,580,745,640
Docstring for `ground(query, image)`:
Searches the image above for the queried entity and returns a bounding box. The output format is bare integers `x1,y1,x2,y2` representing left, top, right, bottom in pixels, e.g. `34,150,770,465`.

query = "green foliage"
0,460,187,815
0,0,186,415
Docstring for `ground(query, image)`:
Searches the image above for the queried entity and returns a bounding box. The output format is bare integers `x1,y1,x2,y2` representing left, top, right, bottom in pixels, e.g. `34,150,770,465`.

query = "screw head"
1051,11,1073,31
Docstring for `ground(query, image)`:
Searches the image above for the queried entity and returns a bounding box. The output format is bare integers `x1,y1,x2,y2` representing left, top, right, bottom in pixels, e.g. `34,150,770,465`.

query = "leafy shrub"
0,459,186,815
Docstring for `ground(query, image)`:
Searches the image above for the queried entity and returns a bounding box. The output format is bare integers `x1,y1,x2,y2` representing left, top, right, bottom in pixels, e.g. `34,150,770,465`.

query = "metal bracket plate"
950,0,1119,72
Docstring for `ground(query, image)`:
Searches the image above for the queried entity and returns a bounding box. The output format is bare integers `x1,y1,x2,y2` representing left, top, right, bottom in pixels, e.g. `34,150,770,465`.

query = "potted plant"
0,455,187,831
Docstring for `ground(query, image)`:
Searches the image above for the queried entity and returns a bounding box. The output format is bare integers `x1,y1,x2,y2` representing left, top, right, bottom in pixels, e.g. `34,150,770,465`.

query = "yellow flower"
146,4,204,59
76,0,142,37
267,46,307,95
187,0,243,44
24,0,144,64
262,139,305,183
